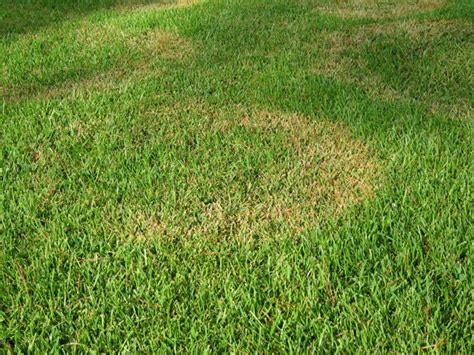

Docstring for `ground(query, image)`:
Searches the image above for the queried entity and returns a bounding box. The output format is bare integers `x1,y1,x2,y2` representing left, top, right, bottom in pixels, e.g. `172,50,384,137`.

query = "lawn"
1,0,472,352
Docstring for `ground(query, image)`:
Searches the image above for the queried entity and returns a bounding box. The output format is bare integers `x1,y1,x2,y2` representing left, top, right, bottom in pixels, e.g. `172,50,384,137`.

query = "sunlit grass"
1,0,472,352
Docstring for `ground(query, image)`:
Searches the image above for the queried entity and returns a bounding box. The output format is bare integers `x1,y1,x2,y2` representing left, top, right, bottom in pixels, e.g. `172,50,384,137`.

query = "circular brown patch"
111,101,381,241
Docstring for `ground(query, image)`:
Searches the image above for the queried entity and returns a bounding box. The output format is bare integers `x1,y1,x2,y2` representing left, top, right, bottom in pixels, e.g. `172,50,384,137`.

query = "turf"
1,0,473,352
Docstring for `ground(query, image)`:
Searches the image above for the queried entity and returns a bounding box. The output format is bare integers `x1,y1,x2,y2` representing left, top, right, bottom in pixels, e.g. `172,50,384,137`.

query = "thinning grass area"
1,0,472,352
311,18,473,119
313,0,447,19
103,101,379,241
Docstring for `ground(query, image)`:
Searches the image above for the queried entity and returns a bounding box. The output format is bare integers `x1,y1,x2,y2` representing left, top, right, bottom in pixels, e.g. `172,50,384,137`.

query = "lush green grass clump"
1,0,472,352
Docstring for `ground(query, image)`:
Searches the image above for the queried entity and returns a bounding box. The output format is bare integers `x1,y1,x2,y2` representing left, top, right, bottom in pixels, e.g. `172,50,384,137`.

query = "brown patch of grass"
47,69,148,99
3,26,194,102
314,0,446,19
3,66,155,102
128,29,195,60
75,16,194,59
75,21,125,49
110,101,380,242
312,28,404,101
238,109,378,212
43,29,193,98
355,18,472,38
117,0,202,12
176,0,201,6
121,213,172,242
311,19,473,119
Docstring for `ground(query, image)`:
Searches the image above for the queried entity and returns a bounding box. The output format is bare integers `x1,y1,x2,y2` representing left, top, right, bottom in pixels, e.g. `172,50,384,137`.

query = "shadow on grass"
0,0,173,37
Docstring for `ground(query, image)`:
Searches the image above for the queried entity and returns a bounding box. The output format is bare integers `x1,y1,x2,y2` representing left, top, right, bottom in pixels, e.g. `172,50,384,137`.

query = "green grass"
1,0,473,352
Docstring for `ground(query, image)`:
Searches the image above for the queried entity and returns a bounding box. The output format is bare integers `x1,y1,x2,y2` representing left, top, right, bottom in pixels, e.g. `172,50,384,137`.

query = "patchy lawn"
1,0,472,352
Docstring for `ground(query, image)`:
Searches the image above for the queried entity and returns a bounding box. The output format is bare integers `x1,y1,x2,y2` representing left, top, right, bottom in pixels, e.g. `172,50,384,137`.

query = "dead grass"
312,28,404,101
111,100,380,242
75,21,125,48
76,21,195,62
238,109,378,212
128,29,195,60
2,26,194,102
311,19,473,119
39,69,151,100
116,0,202,12
314,0,446,19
